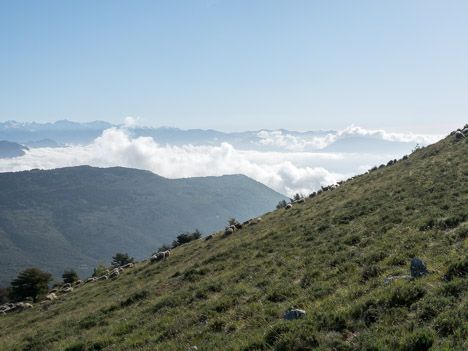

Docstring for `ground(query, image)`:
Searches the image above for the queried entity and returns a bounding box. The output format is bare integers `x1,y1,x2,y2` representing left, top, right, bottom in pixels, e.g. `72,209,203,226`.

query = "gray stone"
410,258,428,278
455,131,465,139
285,204,292,210
283,309,306,320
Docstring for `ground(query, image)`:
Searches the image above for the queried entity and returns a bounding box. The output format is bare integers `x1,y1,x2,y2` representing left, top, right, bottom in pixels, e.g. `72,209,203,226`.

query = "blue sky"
1,1,467,133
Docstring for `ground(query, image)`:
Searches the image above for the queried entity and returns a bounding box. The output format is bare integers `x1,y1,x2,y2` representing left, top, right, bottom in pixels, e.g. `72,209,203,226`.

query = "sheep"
151,252,165,264
109,269,119,278
44,293,57,301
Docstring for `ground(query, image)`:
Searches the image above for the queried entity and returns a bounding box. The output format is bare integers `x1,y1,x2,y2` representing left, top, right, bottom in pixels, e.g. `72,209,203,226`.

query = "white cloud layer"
255,125,442,151
0,125,443,197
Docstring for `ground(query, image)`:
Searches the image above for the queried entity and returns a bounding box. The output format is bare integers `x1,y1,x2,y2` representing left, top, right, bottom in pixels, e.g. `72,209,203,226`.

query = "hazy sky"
1,1,467,133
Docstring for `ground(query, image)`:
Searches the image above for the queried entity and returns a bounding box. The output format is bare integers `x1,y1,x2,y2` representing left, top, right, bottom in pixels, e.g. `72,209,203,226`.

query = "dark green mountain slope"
0,166,288,285
1,130,468,350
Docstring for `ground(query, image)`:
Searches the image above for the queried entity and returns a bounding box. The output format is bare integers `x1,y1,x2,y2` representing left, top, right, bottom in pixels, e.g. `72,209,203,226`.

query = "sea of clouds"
0,119,444,197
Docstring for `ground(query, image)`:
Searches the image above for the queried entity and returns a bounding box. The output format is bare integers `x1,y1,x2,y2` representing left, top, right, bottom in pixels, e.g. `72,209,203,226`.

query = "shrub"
264,320,318,350
361,266,382,281
111,253,134,267
120,289,149,307
446,258,468,279
403,328,434,351
387,283,426,307
62,269,79,284
434,311,464,337
171,229,202,248
276,200,288,209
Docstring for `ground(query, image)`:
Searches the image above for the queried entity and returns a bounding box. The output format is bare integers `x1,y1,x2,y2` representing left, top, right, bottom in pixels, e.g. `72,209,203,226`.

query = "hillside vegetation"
0,167,287,285
1,130,468,350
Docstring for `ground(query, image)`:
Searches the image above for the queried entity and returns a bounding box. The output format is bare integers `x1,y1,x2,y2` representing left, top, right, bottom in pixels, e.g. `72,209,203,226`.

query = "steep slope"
0,166,287,285
1,129,468,350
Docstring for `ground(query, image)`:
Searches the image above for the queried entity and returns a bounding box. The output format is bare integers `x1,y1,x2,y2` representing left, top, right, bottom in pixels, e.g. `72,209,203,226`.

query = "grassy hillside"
0,167,287,285
1,130,468,350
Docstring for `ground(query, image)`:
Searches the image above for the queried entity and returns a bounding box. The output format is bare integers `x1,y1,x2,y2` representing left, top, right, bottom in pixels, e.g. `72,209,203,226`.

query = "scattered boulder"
98,275,108,281
121,262,134,269
296,198,305,204
50,288,58,293
283,309,307,320
205,234,214,241
309,192,316,198
61,283,71,290
234,222,243,230
285,204,292,210
224,227,234,236
257,217,262,223
85,277,97,283
75,280,82,286
61,287,73,293
186,347,198,351
410,258,428,278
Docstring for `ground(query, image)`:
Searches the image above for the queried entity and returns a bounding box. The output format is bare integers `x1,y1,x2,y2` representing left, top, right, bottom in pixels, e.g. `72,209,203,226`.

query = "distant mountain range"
0,166,288,285
0,120,421,154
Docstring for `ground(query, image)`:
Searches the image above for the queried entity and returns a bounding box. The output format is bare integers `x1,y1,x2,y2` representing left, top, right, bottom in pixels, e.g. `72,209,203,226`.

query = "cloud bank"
255,125,442,151
0,124,443,197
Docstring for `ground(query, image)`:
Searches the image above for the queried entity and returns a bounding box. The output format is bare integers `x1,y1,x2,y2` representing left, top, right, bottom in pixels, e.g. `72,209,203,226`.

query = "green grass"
1,133,468,350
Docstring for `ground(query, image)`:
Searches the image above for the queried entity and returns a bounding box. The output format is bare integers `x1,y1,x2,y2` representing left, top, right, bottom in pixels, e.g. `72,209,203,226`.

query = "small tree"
276,199,288,209
228,217,237,226
92,263,108,277
9,268,52,302
111,253,134,267
171,229,203,249
158,243,171,252
62,269,79,284
292,193,303,201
